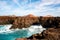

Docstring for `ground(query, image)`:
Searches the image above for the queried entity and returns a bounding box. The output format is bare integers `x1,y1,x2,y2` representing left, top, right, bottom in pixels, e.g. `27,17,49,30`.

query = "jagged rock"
10,15,40,29
0,15,60,40
43,28,60,40
39,17,60,28
0,15,60,29
16,38,27,40
23,28,60,40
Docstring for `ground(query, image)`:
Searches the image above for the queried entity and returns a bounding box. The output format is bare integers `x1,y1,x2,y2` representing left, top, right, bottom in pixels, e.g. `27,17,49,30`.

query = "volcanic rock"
25,28,60,40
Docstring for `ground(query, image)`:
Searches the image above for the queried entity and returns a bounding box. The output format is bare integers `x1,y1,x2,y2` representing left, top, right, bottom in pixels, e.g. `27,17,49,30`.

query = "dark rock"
39,17,60,28
25,28,60,40
0,15,60,40
16,38,27,40
0,15,60,29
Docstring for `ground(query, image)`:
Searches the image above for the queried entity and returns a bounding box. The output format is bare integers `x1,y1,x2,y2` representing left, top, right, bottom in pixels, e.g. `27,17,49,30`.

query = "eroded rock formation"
10,16,39,29
0,15,60,29
0,15,60,40
39,17,60,28
26,28,60,40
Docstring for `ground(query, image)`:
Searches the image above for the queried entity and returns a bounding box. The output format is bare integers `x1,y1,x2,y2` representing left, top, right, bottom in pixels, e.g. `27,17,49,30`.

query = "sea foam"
0,24,12,33
0,25,46,40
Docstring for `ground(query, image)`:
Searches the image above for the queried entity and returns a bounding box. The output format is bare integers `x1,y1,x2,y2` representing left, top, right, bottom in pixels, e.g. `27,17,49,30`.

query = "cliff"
39,17,60,28
0,15,60,40
0,15,40,29
0,15,60,29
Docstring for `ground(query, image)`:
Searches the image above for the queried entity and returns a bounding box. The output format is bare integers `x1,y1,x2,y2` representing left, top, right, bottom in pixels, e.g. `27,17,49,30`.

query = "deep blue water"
0,25,46,40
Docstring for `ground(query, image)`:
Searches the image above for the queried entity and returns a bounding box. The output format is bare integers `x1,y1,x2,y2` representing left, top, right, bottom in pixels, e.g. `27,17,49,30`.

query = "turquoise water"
0,25,46,40
0,30,31,40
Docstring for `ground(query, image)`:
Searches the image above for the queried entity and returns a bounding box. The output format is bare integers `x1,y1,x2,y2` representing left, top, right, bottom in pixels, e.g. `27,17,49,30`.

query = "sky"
0,0,60,16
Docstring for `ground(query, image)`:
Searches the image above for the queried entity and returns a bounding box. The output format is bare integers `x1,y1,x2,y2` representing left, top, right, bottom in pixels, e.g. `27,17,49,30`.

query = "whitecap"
0,24,13,33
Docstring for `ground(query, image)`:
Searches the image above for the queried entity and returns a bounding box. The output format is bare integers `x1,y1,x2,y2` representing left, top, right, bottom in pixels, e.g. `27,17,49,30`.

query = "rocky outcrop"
0,15,60,40
10,16,60,29
16,28,60,40
0,15,60,29
16,38,27,40
26,28,60,40
10,16,39,29
0,16,15,24
39,17,60,28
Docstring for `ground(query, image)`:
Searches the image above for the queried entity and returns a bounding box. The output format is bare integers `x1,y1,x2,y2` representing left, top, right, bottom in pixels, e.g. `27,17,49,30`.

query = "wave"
0,24,12,33
0,25,46,40
0,25,46,34
27,25,46,36
0,25,46,33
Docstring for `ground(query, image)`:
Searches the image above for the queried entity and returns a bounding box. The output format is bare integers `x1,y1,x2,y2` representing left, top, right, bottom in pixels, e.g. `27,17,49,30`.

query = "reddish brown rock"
16,38,27,40
10,14,40,29
39,17,60,28
0,15,60,40
0,15,60,29
23,28,60,40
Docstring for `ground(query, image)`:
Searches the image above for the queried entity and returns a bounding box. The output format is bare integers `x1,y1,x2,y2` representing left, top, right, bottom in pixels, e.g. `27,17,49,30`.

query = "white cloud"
0,0,60,16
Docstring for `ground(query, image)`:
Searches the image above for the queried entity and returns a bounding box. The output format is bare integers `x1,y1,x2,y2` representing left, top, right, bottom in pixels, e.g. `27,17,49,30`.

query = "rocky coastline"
0,15,60,40
0,16,60,29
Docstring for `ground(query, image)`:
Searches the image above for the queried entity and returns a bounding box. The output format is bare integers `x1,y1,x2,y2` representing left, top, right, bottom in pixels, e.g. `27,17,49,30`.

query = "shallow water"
0,25,46,40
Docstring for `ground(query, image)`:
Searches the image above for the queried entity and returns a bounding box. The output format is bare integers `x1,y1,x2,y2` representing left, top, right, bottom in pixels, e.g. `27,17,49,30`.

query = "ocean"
0,25,46,40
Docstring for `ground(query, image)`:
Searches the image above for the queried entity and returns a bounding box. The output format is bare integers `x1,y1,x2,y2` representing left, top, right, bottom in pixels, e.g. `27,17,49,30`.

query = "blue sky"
0,0,60,16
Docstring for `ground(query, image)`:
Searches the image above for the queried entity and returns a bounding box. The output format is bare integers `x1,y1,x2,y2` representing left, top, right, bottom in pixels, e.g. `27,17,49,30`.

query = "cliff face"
0,16,60,29
0,15,60,40
10,17,39,29
0,16,14,24
11,16,60,29
39,17,60,28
